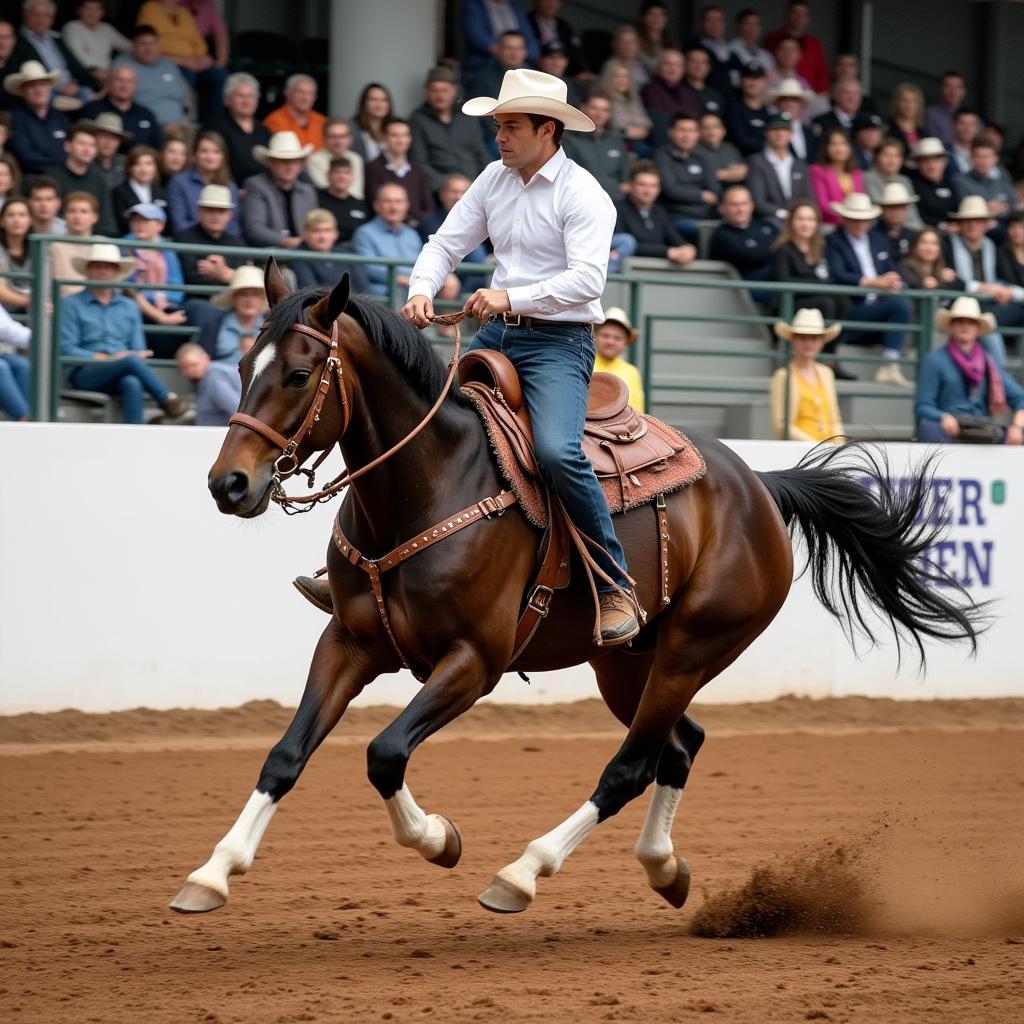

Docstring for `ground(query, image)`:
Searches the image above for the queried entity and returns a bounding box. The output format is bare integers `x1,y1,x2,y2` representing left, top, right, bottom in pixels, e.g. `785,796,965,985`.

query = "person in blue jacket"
462,0,540,78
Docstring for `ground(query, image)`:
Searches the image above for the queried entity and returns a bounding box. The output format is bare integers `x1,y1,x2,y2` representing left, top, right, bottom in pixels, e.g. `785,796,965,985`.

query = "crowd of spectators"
0,0,1022,441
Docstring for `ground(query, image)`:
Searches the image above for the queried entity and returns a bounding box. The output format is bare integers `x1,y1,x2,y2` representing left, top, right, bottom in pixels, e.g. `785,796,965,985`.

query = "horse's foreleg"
169,624,375,913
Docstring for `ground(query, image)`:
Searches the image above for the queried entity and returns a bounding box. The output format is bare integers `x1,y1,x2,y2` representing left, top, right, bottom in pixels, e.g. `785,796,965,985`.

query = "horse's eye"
286,370,312,389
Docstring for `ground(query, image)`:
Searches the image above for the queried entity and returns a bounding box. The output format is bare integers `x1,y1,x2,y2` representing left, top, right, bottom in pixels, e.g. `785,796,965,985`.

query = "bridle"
227,310,464,514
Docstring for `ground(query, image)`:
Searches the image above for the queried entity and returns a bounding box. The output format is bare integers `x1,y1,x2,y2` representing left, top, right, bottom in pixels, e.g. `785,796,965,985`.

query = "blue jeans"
469,319,629,591
71,356,170,424
608,232,637,274
845,296,911,353
672,217,700,244
0,353,30,419
180,65,228,115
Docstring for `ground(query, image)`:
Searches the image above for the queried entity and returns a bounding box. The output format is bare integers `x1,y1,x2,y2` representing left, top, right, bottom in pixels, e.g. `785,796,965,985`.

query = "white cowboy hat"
911,137,947,160
80,111,133,140
949,195,993,220
197,183,236,210
878,181,919,206
600,306,638,344
935,295,996,334
70,242,136,279
462,68,595,133
4,60,61,95
766,77,814,106
774,307,842,343
212,265,267,309
829,192,881,220
253,130,314,163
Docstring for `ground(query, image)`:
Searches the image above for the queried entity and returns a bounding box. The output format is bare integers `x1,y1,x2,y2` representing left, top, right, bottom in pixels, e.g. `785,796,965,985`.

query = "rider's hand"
464,288,510,321
402,294,434,328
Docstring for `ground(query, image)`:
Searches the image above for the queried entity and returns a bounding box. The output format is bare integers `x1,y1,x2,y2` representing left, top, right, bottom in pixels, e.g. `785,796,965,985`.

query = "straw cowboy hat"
935,295,996,334
878,181,919,206
829,192,882,220
462,68,595,132
949,195,993,220
600,307,638,344
197,183,236,209
79,111,133,141
70,242,136,279
254,130,314,163
766,76,814,106
212,265,267,309
911,137,947,160
774,307,842,343
4,60,60,95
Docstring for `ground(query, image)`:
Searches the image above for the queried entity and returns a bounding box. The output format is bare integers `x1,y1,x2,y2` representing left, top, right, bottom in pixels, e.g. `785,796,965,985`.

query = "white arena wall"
1,422,1020,714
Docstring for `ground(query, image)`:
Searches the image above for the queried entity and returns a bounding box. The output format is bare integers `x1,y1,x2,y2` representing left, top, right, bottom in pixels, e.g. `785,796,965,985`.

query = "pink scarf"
946,339,1007,415
132,246,168,307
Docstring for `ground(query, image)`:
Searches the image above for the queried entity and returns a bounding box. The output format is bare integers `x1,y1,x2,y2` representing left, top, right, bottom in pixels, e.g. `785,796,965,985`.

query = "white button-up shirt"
845,230,878,280
408,147,615,323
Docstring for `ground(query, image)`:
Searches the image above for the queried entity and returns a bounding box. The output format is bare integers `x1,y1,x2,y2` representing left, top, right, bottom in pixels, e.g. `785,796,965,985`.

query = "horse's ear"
309,272,351,330
264,256,289,308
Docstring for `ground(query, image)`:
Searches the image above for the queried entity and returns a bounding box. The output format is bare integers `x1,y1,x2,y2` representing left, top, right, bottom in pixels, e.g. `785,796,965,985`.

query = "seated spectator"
864,138,923,229
461,0,539,78
908,137,956,228
5,60,71,175
203,72,269,186
0,197,31,313
175,183,245,287
831,54,879,117
183,0,230,69
708,184,779,294
112,144,168,233
996,212,1024,291
175,340,243,426
765,76,813,160
562,93,630,199
725,61,768,158
767,4,829,93
350,83,393,165
289,208,367,293
654,113,718,241
14,0,98,98
886,82,924,160
194,264,266,362
811,77,864,144
850,112,883,171
606,26,649,90
241,131,318,249
745,111,813,225
923,71,966,149
62,1,131,86
417,173,490,289
681,45,726,117
263,73,326,152
353,181,460,302
78,61,163,152
696,110,746,185
0,23,20,113
60,242,186,422
764,36,813,99
729,9,775,79
687,5,735,95
949,109,982,176
613,160,695,268
113,25,188,131
641,49,698,124
166,130,240,234
529,0,586,77
915,296,1024,445
468,31,531,110
900,226,963,291
159,130,189,179
45,123,117,234
307,117,365,198
365,118,434,228
597,58,651,153
90,111,130,188
636,1,675,77
593,306,644,412
0,300,30,420
952,136,1014,223
770,308,844,441
0,154,21,209
49,190,99,297
877,181,919,261
537,41,582,107
27,174,65,235
316,156,370,244
824,192,912,386
810,128,864,225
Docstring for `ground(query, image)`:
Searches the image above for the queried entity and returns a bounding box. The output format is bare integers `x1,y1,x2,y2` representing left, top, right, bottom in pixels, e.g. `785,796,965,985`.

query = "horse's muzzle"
208,468,272,518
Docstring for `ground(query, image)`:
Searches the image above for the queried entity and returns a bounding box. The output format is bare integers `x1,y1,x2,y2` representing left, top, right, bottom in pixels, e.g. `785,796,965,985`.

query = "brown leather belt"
490,313,593,331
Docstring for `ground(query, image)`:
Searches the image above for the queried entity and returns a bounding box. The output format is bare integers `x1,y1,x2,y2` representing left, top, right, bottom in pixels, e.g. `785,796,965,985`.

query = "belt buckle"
527,585,554,617
502,312,522,327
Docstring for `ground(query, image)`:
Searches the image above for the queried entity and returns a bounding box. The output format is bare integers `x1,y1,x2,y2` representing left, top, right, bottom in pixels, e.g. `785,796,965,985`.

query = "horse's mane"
261,285,469,408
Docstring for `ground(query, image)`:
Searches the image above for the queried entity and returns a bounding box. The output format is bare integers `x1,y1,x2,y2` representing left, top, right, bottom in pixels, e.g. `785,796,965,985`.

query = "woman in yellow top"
769,308,845,442
593,307,645,412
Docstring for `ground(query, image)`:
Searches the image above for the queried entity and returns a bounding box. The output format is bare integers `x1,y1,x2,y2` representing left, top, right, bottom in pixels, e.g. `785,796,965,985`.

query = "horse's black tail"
756,440,991,667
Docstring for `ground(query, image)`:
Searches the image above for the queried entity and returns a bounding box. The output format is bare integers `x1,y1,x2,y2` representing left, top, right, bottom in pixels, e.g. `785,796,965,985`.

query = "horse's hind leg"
169,624,375,913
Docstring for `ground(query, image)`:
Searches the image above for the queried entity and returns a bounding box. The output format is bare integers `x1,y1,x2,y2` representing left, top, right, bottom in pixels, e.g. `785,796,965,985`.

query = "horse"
170,260,984,916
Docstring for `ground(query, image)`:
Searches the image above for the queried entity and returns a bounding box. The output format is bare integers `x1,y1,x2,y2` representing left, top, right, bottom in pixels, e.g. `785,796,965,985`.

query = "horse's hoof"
425,815,462,870
169,880,227,914
652,857,691,909
477,872,533,914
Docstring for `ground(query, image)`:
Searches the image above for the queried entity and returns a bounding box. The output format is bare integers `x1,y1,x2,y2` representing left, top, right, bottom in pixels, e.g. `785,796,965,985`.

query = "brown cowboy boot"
599,592,640,644
293,575,334,614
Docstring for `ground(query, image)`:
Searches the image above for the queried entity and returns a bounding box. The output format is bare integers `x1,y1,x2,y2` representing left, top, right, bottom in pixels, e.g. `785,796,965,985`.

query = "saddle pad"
465,389,707,528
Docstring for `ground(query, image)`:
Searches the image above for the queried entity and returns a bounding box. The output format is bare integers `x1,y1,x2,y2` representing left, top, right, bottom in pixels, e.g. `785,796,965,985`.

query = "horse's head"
208,258,353,516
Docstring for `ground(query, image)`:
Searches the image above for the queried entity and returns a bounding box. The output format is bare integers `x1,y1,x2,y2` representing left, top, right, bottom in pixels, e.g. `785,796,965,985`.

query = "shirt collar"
533,147,567,182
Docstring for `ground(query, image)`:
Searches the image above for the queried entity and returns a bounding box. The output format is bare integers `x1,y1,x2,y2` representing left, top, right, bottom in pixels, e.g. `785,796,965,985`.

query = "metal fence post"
28,236,51,421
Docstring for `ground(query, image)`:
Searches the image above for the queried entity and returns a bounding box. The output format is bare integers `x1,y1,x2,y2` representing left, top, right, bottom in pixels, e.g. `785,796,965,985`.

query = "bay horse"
170,261,983,916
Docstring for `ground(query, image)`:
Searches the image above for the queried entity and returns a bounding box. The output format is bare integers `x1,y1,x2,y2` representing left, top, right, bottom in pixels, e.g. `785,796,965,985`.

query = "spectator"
352,181,460,301
696,110,746,186
461,0,539,78
0,22,18,113
593,307,644,412
112,144,168,234
824,192,912,386
764,2,829,95
203,72,269,186
182,0,230,71
923,71,966,148
952,137,1014,222
468,30,530,106
765,77,813,160
166,130,240,234
949,109,981,176
90,111,129,189
0,108,9,153
597,58,651,152
877,181,919,261
0,154,21,209
681,45,726,118
0,197,31,313
687,5,734,95
606,26,649,90
307,118,365,198
290,208,367,292
770,308,844,441
27,174,64,235
78,61,163,151
528,0,585,77
316,156,369,244
350,82,393,164
194,264,266,362
745,111,813,225
725,61,769,158
60,242,187,422
45,123,117,234
175,183,245,287
810,128,864,226
0,300,30,420
14,0,98,98
641,50,698,122
765,36,813,98
850,113,884,171
562,93,630,199
864,138,923,229
114,25,188,131
365,118,434,227
241,131,317,249
159,130,189,179
537,41,582,107
654,113,718,241
613,160,695,267
49,190,100,297
729,9,775,79
830,54,876,111
175,341,236,424
908,137,956,228
996,212,1024,291
263,73,326,152
636,1,675,76
708,184,779,290
62,1,131,86
887,83,924,159
408,66,491,193
811,78,865,140
900,226,963,291
417,173,490,290
915,296,1024,445
5,60,71,174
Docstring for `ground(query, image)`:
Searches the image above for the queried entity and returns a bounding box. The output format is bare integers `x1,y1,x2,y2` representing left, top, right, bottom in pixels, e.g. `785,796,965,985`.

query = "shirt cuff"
505,285,533,313
407,280,434,301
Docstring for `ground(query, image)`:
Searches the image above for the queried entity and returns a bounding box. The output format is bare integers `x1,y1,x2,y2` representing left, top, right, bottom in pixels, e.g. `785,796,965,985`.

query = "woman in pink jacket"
810,129,864,225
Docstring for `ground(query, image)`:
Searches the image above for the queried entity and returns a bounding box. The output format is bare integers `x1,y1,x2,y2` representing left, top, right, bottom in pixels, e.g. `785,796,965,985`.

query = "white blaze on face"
251,342,276,383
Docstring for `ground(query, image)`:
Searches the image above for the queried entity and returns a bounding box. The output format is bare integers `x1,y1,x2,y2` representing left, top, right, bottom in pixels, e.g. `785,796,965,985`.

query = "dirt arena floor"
2,696,1023,1024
